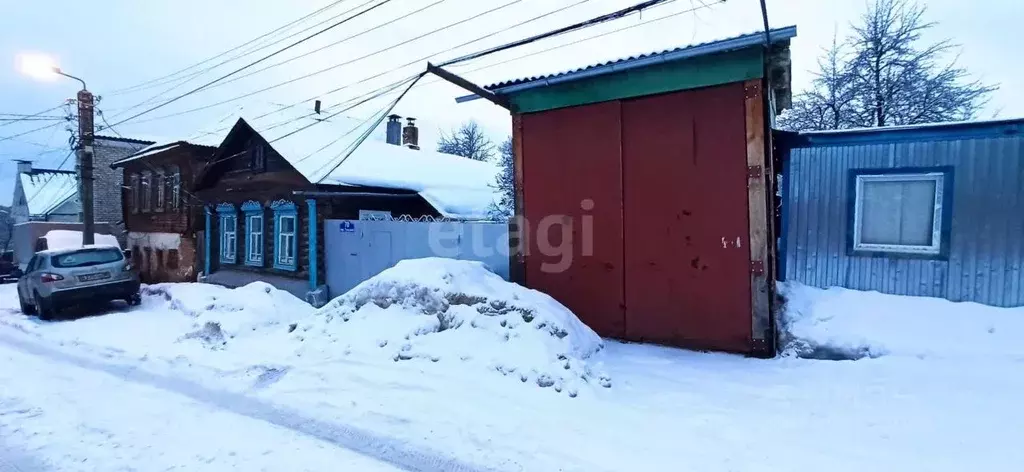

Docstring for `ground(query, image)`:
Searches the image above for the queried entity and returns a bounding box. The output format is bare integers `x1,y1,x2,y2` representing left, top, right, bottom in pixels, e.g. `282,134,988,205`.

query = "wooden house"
111,140,217,283
194,112,498,304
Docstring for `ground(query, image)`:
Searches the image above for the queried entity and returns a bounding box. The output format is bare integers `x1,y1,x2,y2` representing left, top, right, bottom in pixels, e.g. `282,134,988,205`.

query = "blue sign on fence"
339,221,356,233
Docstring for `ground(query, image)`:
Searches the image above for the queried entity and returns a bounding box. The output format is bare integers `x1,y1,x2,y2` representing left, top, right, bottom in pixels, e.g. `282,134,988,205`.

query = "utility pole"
76,88,96,245
15,56,94,245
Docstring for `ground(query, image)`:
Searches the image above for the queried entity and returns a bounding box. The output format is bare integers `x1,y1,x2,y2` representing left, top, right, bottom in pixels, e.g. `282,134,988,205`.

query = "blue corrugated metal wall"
781,121,1024,307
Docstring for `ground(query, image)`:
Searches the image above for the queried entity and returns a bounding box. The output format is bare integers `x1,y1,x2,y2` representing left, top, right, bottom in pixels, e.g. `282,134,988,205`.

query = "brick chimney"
14,159,32,174
386,114,402,146
402,117,419,150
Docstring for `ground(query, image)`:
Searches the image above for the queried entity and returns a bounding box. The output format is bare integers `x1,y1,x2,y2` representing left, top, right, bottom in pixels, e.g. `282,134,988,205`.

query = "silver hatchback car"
15,245,141,320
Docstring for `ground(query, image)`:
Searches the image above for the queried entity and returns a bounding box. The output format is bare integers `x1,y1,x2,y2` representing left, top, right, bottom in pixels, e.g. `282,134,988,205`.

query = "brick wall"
128,231,198,283
93,137,150,241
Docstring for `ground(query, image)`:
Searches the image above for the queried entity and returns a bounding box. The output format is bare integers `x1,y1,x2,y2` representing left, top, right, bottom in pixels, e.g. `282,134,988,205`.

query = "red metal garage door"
521,101,626,337
621,84,753,352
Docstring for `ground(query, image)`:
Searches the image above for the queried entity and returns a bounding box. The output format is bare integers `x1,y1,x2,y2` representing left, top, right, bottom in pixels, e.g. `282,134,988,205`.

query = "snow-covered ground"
1,264,1021,471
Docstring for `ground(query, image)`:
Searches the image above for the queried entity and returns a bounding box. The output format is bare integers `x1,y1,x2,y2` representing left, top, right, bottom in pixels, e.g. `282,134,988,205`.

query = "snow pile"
43,230,120,250
142,282,314,349
297,258,608,395
780,282,1024,360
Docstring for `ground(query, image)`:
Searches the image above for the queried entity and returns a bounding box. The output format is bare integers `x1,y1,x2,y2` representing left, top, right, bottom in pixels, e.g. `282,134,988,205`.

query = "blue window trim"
306,199,317,290
204,207,212,276
271,200,299,271
216,203,238,264
241,200,264,267
846,166,955,260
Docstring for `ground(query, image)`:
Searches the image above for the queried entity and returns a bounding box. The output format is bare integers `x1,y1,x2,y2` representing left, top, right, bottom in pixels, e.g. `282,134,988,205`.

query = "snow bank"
143,282,314,349
780,282,1024,360
299,258,608,395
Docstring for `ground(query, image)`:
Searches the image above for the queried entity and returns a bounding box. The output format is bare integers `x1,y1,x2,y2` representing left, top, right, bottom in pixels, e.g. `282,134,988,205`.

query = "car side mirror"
10,268,24,279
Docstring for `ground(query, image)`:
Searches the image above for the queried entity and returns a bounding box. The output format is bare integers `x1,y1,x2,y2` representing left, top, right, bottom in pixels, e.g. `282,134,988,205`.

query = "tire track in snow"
0,332,498,472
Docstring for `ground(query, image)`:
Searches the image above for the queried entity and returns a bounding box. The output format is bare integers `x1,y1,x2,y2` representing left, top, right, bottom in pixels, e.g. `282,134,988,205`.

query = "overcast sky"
2,0,1020,206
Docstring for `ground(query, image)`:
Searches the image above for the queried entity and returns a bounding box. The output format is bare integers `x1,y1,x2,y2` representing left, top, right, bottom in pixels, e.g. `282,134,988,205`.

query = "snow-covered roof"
20,170,78,217
39,230,121,254
226,107,500,220
111,111,239,167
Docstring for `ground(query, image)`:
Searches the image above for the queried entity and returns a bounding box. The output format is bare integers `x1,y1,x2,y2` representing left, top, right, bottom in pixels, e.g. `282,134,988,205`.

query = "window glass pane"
898,180,936,246
860,181,903,245
52,248,123,268
281,216,295,233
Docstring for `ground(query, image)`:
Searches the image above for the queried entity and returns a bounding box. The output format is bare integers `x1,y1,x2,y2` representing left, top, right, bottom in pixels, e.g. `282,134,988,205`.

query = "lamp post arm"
55,69,87,91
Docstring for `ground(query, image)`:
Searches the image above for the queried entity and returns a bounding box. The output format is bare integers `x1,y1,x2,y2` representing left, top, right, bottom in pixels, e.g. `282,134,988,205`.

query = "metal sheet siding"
621,84,752,352
521,102,626,337
784,134,1024,307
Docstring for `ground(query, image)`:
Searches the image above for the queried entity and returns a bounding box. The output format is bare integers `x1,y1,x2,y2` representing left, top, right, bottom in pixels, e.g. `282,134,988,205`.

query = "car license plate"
78,272,110,282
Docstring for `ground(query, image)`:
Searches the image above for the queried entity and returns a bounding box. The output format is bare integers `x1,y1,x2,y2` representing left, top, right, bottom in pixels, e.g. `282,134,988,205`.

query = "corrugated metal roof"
20,170,78,217
480,25,796,93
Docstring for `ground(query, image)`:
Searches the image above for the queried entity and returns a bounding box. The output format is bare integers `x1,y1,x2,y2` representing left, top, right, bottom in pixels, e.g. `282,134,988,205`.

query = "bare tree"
488,137,514,221
780,0,995,131
778,35,858,131
437,120,495,162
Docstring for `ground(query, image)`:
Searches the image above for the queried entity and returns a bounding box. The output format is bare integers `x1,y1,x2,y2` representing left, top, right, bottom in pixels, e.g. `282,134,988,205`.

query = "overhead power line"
108,0,381,118
311,73,426,181
201,0,446,93
446,0,723,81
0,104,67,129
439,0,674,67
105,0,396,129
109,0,354,95
0,122,65,144
120,0,581,126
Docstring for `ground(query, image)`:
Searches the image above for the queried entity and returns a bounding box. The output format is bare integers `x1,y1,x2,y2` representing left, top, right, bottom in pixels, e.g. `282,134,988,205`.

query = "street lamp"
16,52,96,245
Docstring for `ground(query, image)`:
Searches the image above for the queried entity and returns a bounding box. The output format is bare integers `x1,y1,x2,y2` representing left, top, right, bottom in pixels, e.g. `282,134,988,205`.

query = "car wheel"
34,293,54,321
127,293,142,306
19,290,36,315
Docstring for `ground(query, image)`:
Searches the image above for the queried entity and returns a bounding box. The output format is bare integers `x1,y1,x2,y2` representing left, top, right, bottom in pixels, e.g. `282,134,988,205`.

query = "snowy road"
0,333,411,472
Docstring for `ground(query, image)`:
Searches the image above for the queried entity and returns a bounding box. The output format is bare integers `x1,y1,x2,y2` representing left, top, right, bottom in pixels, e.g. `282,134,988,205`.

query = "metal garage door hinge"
750,260,764,275
745,82,761,99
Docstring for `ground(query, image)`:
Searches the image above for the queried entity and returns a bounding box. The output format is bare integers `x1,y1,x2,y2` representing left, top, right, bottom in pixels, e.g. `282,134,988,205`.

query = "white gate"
323,218,510,297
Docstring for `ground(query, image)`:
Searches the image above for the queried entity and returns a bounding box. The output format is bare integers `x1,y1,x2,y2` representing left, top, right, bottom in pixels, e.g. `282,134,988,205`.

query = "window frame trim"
241,200,264,267
846,166,955,260
129,173,140,214
271,200,298,271
154,169,165,212
169,166,181,211
216,203,238,264
140,170,152,213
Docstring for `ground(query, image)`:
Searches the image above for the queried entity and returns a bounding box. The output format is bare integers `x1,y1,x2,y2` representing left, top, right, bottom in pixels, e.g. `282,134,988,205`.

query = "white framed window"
218,211,237,262
155,169,165,211
140,171,152,212
850,168,952,257
271,200,298,271
129,174,140,214
170,166,181,210
277,214,296,267
246,213,263,266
